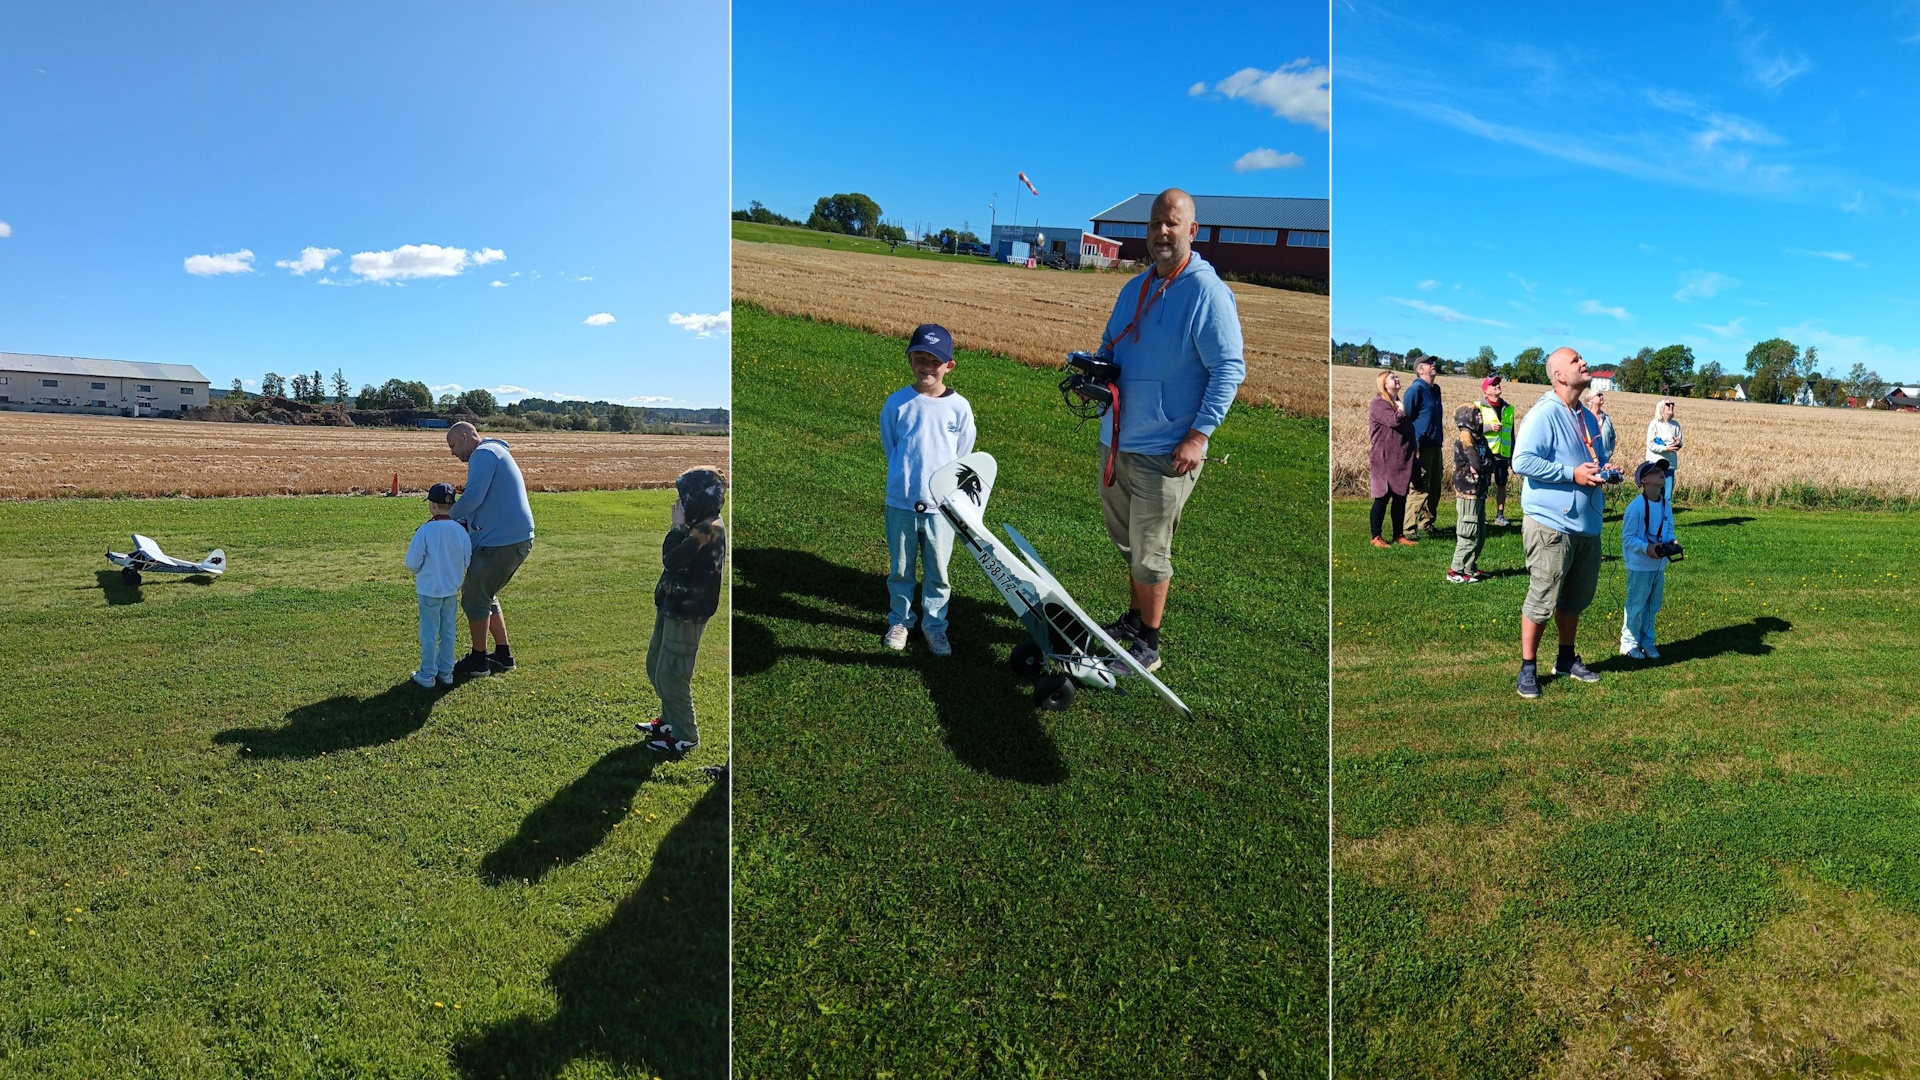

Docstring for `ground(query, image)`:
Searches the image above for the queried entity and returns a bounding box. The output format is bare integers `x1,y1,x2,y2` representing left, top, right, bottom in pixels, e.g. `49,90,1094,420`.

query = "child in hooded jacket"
1448,404,1492,583
636,467,728,755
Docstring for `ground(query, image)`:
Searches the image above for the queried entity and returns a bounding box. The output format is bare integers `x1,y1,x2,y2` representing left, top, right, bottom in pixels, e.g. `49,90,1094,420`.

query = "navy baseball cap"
1634,460,1670,483
427,482,457,504
907,323,954,364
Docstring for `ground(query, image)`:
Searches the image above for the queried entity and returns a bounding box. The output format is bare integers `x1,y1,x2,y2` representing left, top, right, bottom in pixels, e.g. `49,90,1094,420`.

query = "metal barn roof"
1090,194,1329,231
0,352,210,383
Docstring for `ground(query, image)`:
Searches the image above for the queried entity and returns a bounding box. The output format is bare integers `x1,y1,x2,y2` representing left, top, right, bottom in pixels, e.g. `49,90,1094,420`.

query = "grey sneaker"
1124,637,1162,673
925,628,952,656
1517,665,1540,699
883,624,909,650
1552,655,1600,682
1494,513,1510,526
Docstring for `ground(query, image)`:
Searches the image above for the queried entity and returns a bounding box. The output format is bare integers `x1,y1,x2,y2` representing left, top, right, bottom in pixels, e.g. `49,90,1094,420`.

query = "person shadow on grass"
451,779,728,1080
733,546,1068,785
1590,615,1790,673
479,743,658,886
212,680,451,759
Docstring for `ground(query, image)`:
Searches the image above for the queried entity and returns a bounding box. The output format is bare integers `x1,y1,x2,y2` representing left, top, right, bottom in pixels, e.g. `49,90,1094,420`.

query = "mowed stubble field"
1332,365,1920,504
0,411,727,499
732,239,1331,417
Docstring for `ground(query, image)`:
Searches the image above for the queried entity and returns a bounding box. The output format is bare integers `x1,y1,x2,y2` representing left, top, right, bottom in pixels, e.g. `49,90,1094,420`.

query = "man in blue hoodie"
1095,188,1246,672
1402,356,1444,536
445,422,536,678
1511,347,1608,699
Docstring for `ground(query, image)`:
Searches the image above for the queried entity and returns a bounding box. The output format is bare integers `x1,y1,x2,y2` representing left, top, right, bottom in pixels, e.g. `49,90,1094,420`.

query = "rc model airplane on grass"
919,451,1191,718
107,534,226,586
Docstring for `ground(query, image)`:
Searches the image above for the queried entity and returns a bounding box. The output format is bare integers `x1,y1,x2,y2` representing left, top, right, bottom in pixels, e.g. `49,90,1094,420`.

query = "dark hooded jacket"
655,518,727,620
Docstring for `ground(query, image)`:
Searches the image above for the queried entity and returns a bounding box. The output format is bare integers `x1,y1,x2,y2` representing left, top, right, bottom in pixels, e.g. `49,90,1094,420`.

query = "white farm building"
0,353,212,417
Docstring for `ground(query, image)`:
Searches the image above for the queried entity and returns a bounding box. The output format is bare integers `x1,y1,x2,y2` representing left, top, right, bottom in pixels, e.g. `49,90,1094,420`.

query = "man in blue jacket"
1511,348,1608,698
445,422,536,678
1402,356,1444,536
1095,188,1246,673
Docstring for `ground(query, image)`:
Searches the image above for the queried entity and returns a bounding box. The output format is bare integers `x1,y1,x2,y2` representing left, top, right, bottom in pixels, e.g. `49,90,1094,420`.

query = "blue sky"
733,1,1329,240
1336,2,1920,384
0,3,730,407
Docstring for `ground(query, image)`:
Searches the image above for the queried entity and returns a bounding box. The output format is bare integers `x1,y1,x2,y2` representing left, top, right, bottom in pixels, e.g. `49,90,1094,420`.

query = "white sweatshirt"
406,517,473,598
881,386,976,511
1646,419,1681,466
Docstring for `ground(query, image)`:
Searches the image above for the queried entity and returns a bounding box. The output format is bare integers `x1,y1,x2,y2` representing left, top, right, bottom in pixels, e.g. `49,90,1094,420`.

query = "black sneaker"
1102,612,1142,643
1517,665,1540,699
635,718,672,738
1551,655,1600,683
645,738,696,757
452,651,492,678
488,648,516,672
1123,637,1162,673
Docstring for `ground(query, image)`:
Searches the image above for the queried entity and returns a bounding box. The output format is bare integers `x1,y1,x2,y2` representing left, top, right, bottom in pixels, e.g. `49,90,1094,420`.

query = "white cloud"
577,275,593,281
1386,296,1509,327
1418,279,1440,291
473,247,506,265
1508,272,1538,294
1201,60,1331,130
1232,147,1304,172
1784,247,1854,262
1701,316,1747,338
490,280,508,288
509,271,523,278
1578,299,1631,320
584,312,616,326
669,311,732,338
1187,81,1207,97
275,246,340,276
0,221,11,238
1842,190,1865,212
430,383,464,396
184,249,255,276
1673,270,1737,301
350,244,474,282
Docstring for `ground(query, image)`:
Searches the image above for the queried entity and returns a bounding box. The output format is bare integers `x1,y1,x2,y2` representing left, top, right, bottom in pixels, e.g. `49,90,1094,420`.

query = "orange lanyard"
1566,399,1600,465
1106,253,1191,348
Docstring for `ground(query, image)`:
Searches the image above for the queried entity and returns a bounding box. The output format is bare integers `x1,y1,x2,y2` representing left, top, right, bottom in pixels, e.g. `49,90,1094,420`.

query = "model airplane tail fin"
202,549,226,573
926,451,997,515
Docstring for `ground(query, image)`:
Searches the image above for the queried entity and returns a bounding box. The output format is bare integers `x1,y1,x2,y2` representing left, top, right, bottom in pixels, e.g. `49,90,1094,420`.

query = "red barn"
1089,194,1328,282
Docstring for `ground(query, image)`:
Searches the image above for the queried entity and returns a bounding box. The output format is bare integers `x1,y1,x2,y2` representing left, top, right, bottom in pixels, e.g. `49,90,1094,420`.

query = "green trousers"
1451,496,1485,574
646,613,707,746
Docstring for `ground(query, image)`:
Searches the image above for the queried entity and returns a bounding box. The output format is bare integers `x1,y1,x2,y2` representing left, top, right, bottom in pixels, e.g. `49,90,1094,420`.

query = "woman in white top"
1645,399,1681,503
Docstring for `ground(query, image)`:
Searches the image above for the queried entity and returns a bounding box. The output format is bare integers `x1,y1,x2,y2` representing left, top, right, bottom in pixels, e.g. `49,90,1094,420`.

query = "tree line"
733,197,981,251
228,372,725,430
1333,337,1895,406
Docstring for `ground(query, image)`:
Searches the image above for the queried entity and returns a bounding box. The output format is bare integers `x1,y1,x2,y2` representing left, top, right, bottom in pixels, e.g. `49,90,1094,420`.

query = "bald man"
445,422,536,678
1094,188,1246,672
1510,348,1611,698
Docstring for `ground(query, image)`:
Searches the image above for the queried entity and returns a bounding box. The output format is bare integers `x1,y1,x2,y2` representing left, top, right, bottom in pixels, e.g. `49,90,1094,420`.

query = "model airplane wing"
108,534,226,576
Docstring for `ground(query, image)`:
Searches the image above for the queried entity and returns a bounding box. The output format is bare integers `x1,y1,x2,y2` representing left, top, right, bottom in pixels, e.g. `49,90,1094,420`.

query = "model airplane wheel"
1033,673,1076,712
121,567,142,586
1009,641,1046,678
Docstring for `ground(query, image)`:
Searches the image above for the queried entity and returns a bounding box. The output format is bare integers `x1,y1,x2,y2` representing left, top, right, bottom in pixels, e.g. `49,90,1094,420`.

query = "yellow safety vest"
1478,399,1514,458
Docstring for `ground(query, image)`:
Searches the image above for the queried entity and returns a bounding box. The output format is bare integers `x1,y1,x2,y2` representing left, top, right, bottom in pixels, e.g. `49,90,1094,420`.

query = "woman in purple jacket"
1368,370,1418,547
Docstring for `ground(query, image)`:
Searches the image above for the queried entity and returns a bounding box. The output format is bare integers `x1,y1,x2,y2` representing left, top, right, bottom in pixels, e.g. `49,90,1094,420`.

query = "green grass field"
730,304,1328,1077
1333,496,1920,1077
0,491,727,1079
731,220,990,262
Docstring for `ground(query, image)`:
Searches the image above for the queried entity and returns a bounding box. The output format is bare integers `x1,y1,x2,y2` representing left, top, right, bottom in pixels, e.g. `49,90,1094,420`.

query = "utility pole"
989,193,997,242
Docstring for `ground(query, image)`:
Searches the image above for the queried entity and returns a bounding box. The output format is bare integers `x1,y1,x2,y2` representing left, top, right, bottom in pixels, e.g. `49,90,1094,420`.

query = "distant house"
990,224,1111,268
1791,384,1823,407
1588,369,1616,392
1705,383,1747,401
1887,387,1920,411
0,352,211,416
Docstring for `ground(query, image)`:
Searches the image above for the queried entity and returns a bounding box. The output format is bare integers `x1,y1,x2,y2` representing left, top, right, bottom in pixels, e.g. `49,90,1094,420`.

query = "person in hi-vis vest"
1476,376,1517,526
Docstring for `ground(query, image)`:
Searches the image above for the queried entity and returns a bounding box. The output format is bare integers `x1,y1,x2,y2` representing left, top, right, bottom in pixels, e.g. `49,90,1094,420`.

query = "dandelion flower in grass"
433,1002,444,1009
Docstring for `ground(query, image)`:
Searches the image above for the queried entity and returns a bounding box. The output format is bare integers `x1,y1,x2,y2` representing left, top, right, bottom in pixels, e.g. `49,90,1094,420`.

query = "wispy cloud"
1232,148,1304,172
0,221,11,238
490,382,679,406
1418,279,1440,291
1674,269,1738,301
490,280,508,288
1578,298,1631,320
275,246,340,276
1784,247,1854,262
1723,1,1812,92
1196,60,1331,130
184,249,255,276
583,312,616,326
1386,296,1509,327
1508,271,1538,294
669,311,731,337
1701,316,1747,338
473,247,506,265
352,244,471,283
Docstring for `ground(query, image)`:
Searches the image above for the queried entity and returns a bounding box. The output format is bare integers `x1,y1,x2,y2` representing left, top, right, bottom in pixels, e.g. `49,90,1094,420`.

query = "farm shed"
0,352,211,417
1589,369,1616,392
990,224,1108,268
1090,193,1330,281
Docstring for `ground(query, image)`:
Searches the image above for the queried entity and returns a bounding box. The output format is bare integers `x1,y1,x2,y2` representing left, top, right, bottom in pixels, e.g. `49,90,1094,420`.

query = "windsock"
1018,171,1039,196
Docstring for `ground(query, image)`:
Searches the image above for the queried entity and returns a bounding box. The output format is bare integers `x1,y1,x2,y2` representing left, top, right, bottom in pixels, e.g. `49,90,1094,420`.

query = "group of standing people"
1362,349,1692,698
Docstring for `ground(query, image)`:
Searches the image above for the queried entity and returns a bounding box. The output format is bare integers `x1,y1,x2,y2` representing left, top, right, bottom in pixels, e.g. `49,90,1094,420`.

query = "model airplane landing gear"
121,567,142,586
1033,673,1076,711
1009,641,1046,678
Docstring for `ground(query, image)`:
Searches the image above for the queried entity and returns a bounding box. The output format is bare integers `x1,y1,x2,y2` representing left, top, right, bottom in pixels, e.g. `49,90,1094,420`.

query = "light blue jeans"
1621,567,1665,653
886,506,955,634
417,593,460,680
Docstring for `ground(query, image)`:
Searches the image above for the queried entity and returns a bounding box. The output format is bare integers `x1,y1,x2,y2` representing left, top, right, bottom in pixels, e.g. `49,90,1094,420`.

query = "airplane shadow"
480,744,658,886
1587,616,1791,674
451,779,728,1079
733,546,1068,786
212,680,452,759
1681,515,1755,529
92,570,215,605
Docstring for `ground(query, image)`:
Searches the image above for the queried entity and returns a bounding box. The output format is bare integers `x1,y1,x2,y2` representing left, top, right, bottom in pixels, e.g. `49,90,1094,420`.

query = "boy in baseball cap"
405,481,472,687
879,323,975,656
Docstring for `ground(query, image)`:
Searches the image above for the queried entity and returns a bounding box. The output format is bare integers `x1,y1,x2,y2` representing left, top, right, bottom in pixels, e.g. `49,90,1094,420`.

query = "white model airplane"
106,534,226,586
919,451,1191,717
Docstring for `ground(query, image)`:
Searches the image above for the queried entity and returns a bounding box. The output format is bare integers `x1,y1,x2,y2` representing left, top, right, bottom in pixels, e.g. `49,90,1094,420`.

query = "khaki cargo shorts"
1099,447,1202,586
461,539,533,621
1521,517,1600,624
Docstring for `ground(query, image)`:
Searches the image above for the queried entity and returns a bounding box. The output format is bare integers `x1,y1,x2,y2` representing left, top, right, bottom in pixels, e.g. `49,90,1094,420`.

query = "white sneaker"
883,624,910,650
925,629,952,656
1642,644,1660,658
411,671,436,688
1621,646,1645,660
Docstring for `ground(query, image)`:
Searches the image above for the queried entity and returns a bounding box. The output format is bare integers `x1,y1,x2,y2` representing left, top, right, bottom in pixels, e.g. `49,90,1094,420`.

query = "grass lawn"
1333,495,1920,1077
730,304,1328,1078
0,491,727,1079
731,220,993,262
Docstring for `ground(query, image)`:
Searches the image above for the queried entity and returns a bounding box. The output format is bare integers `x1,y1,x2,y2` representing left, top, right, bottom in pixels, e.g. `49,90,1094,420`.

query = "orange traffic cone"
389,473,400,497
